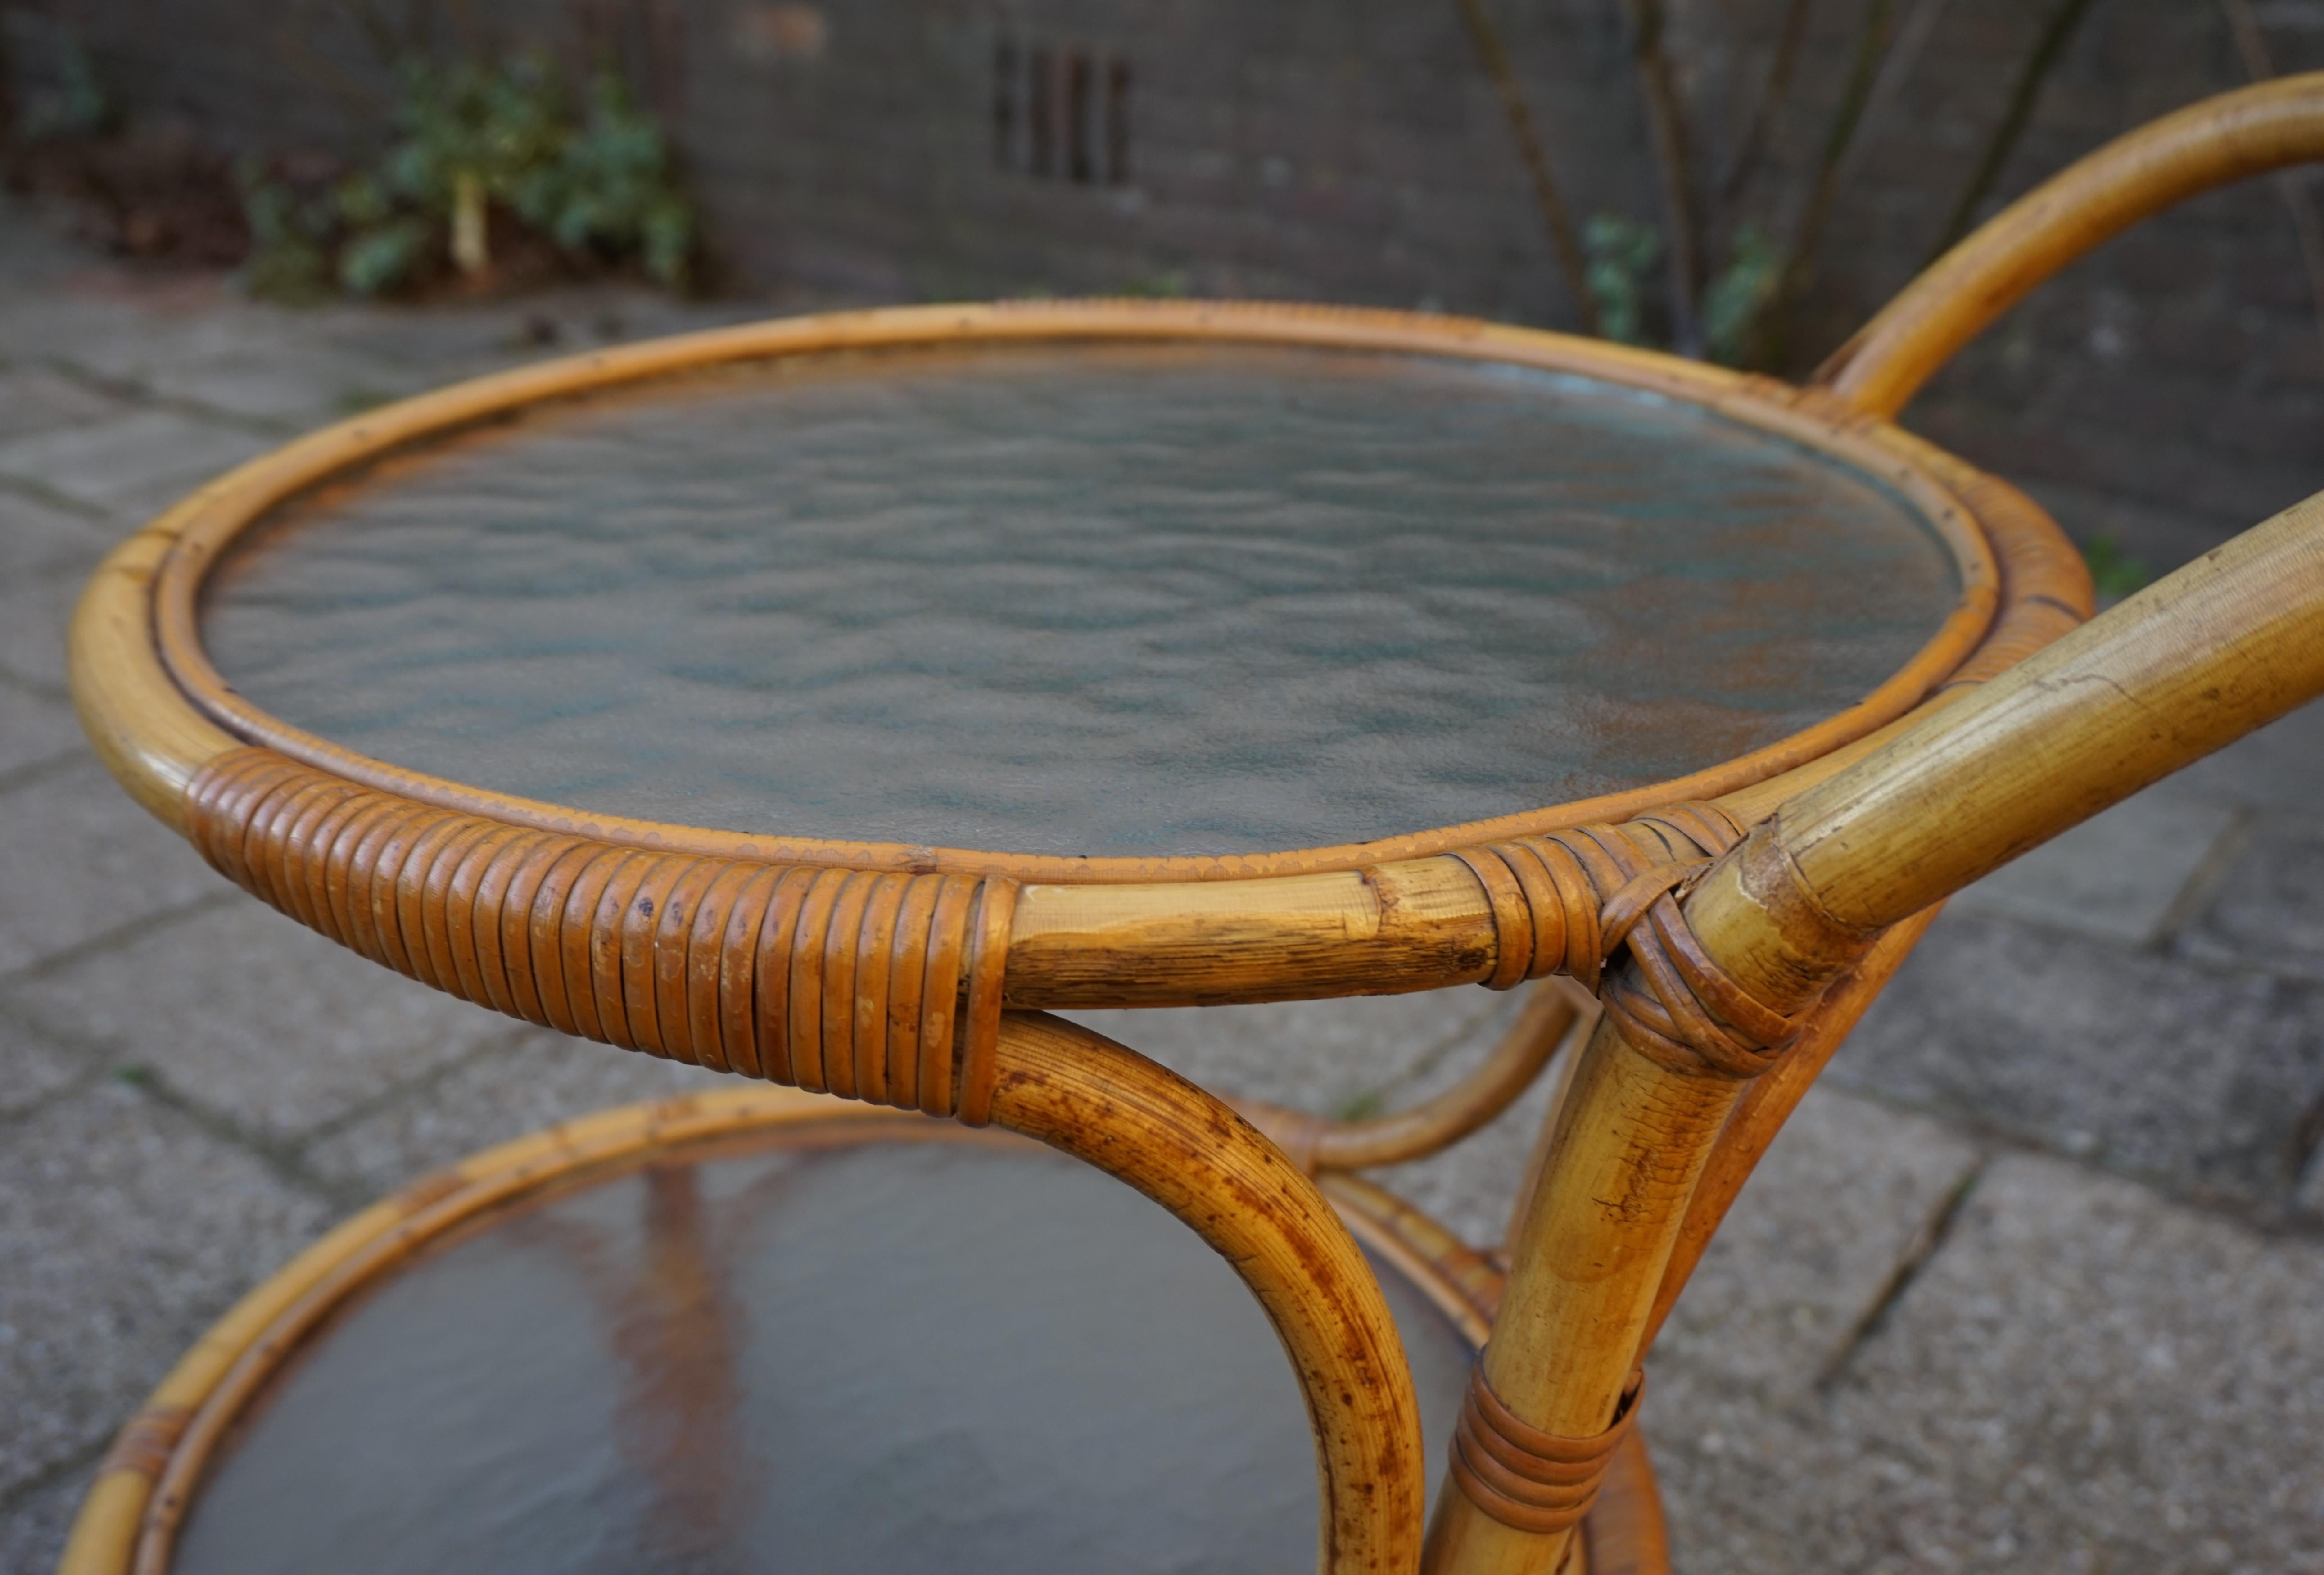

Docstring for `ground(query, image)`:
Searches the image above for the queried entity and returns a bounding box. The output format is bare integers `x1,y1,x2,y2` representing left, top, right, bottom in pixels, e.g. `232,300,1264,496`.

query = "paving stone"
1061,987,1523,1115
2300,1144,2324,1220
1648,1154,2324,1574
1650,1086,1984,1403
0,559,77,691
0,760,219,976
0,1082,330,1498
2180,817,2324,983
0,407,269,523
0,363,128,444
122,331,417,432
0,680,85,776
0,486,117,583
305,1029,731,1198
2170,694,2324,815
1836,910,2324,1213
0,1000,95,1117
0,1467,87,1575
1366,1064,1558,1249
1949,787,2241,946
14,901,527,1141
1062,987,1545,1245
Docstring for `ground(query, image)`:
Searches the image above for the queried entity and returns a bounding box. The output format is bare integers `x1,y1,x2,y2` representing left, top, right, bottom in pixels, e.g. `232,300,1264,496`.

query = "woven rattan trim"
97,1405,193,1483
185,747,1017,1122
1450,801,1800,1079
1449,1364,1645,1534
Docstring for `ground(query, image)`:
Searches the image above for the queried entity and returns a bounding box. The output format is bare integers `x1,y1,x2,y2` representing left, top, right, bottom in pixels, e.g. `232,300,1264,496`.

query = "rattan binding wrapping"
1452,801,1800,1080
1448,1364,1646,1534
184,747,1019,1122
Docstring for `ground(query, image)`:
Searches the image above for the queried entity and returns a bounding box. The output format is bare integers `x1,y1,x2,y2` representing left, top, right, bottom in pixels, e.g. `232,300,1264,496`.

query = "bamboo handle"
1696,489,2324,1010
1816,73,2324,419
1424,491,2324,1575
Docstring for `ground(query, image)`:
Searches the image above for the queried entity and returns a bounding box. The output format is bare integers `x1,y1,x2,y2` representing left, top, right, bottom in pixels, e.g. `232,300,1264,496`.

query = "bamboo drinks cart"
59,77,2324,1575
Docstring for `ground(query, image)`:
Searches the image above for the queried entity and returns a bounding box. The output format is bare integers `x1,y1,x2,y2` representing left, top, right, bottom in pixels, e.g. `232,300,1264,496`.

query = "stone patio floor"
1,196,2319,1573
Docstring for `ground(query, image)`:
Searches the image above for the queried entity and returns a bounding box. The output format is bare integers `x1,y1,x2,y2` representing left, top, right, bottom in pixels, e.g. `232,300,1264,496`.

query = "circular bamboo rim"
88,297,2039,885
62,1016,1452,1575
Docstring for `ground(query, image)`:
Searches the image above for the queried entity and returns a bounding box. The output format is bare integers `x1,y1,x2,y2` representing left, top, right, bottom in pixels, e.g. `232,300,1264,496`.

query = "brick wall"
39,0,2324,570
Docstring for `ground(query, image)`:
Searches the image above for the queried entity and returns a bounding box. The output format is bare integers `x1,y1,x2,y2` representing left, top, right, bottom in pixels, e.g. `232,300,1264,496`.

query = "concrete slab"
1061,988,1521,1115
2180,818,2324,983
0,682,85,777
0,1000,95,1118
0,487,117,582
1949,787,2241,946
0,760,219,976
0,1468,84,1575
0,364,127,444
1651,1086,1984,1403
1648,1153,2324,1574
0,407,269,522
0,1083,330,1498
305,1030,729,1198
0,560,77,691
1836,911,2324,1214
13,901,528,1141
1367,1068,1559,1249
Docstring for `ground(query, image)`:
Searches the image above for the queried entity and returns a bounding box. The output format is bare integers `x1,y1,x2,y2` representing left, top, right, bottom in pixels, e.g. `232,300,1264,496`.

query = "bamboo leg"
1639,904,1938,1350
1501,984,1603,1249
1422,1012,1744,1575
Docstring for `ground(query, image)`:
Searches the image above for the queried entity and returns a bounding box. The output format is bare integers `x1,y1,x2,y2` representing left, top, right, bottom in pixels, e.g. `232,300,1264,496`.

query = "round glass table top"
171,1131,1473,1575
202,340,1964,858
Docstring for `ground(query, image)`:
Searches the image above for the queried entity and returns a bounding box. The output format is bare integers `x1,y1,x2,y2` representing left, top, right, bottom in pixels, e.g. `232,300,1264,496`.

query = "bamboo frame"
1421,491,2324,1574
71,299,2089,1027
68,79,2324,1575
63,1017,1437,1575
1405,82,2324,1575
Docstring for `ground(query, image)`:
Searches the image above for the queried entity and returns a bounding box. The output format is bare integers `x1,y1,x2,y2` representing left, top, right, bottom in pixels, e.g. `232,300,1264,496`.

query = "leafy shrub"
1700,226,1781,368
240,53,696,301
2082,532,2150,601
1584,214,1661,347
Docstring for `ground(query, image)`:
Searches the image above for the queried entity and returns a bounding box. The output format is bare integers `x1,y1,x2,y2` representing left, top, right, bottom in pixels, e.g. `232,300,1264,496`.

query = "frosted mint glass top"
204,342,1960,855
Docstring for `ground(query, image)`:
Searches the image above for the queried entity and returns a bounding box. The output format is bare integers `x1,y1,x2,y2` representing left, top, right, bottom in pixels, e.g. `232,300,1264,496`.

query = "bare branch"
1925,0,2094,262
1624,0,1705,356
2218,0,2324,379
1720,0,1815,202
1832,0,1951,194
1781,0,1901,305
1454,0,1602,335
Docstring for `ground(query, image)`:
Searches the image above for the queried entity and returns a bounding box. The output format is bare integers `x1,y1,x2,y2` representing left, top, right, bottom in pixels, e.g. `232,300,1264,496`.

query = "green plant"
1700,225,1782,367
540,69,695,288
2082,533,2150,601
1585,213,1662,346
13,23,114,141
240,52,696,302
1119,267,1192,298
235,161,335,301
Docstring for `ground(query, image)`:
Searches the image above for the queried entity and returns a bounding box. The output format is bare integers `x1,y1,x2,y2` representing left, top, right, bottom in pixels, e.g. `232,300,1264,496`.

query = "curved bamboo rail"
1817,72,2324,418
1232,978,1589,1173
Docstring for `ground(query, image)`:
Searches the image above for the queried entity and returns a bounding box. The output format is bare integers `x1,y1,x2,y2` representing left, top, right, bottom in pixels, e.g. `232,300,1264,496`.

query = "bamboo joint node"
1451,801,1800,1078
184,747,1018,1122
